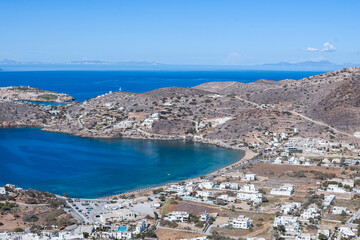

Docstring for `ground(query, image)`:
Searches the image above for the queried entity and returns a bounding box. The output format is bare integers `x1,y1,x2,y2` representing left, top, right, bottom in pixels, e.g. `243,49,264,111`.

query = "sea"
0,70,323,198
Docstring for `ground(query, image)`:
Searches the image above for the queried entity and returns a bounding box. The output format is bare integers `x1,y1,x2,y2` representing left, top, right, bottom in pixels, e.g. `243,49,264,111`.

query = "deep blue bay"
0,128,243,198
0,70,323,198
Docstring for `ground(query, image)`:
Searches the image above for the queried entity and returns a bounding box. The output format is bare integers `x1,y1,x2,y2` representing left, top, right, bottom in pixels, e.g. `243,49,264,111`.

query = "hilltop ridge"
1,67,360,148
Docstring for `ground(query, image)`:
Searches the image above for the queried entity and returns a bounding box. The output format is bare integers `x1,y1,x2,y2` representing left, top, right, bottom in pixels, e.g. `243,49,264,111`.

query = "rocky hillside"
0,100,49,127
2,68,360,149
0,86,74,102
194,67,360,138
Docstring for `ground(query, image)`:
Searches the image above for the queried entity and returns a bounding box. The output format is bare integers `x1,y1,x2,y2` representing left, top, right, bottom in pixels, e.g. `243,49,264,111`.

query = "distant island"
0,59,359,71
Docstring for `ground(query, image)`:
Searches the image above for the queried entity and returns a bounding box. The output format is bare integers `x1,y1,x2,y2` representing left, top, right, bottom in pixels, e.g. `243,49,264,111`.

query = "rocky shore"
0,86,74,102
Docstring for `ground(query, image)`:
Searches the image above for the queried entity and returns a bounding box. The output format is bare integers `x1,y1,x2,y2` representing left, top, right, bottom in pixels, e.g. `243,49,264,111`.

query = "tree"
83,232,89,238
13,227,24,232
22,213,39,222
318,233,328,240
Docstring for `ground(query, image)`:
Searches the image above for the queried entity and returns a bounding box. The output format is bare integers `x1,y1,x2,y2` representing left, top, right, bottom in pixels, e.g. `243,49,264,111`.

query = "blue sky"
1,0,359,65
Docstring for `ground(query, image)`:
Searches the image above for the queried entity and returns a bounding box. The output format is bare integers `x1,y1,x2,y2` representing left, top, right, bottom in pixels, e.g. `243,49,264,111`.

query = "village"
1,126,360,240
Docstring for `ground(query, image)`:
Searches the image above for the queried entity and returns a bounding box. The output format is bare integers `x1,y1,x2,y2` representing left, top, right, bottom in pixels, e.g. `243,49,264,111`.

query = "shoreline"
0,125,257,200
99,147,258,200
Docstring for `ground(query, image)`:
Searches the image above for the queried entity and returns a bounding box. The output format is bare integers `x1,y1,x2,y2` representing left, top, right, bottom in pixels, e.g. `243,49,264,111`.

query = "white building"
219,182,239,190
274,216,298,227
141,113,159,128
301,206,320,220
198,180,214,190
285,223,301,236
185,182,198,193
0,187,6,195
242,173,257,181
332,206,348,215
240,184,258,193
231,215,251,229
166,185,187,195
196,191,213,199
99,209,136,223
323,195,335,208
339,227,356,238
135,219,148,234
274,157,283,164
236,192,263,204
200,211,209,222
281,202,302,215
166,211,189,222
270,184,294,196
326,184,347,193
217,194,236,203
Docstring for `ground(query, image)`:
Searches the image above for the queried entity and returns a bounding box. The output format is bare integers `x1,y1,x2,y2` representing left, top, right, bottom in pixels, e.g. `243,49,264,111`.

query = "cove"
0,128,243,198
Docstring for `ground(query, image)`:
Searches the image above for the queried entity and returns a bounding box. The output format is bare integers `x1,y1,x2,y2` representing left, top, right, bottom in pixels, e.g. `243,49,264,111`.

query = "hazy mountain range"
0,59,359,71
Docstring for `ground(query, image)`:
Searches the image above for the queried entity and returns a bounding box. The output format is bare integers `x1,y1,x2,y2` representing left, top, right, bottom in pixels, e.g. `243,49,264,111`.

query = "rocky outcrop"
0,86,74,102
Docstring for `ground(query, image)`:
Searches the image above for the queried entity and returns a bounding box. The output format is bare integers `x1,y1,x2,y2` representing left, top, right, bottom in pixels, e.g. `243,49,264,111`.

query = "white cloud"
321,42,336,52
306,42,336,52
228,52,240,58
306,47,318,52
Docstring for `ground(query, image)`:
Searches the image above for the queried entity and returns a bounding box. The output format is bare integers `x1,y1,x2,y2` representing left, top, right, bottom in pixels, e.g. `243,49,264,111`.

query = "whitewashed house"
274,216,298,227
231,215,251,229
99,209,136,223
274,157,283,164
236,192,263,204
200,211,209,222
285,223,301,236
217,194,236,203
199,180,214,190
301,206,320,220
166,185,187,195
339,227,356,238
219,182,239,190
166,211,189,222
240,184,258,193
281,202,302,215
0,187,6,195
135,219,148,234
332,206,348,215
323,195,335,208
196,191,213,199
326,184,347,193
270,184,294,196
242,173,257,181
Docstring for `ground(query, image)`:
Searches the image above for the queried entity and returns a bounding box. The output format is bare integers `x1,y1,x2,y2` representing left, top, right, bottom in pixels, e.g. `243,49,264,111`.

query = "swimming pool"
115,226,127,232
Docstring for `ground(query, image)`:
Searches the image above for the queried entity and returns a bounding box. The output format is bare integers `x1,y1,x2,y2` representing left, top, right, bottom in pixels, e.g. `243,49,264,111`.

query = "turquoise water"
115,226,127,232
0,128,243,198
